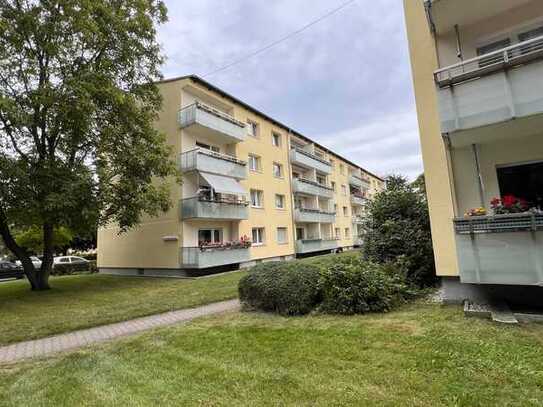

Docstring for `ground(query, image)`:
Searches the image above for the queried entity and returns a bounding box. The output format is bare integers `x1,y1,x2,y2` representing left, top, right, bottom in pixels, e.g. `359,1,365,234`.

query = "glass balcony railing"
180,197,248,221
179,102,246,143
289,148,332,174
180,148,247,180
292,178,334,199
294,208,336,223
295,238,339,254
453,213,543,285
181,246,251,269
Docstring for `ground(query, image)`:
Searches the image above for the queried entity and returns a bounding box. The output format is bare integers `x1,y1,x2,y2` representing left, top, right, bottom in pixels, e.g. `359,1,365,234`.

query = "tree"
362,175,436,287
15,226,73,254
0,0,177,290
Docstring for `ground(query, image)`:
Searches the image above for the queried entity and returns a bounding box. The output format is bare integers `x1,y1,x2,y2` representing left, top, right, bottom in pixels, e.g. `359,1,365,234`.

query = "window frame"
248,154,261,172
271,132,282,147
275,194,285,209
272,162,283,178
252,227,265,246
250,189,264,208
276,227,288,244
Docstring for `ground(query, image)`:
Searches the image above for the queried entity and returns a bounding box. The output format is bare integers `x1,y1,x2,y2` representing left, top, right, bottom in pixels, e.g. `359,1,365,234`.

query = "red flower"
490,197,501,207
502,195,516,208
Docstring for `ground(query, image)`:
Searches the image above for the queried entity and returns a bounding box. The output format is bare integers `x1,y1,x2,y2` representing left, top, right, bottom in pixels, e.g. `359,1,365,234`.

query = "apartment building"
404,1,543,301
97,75,383,277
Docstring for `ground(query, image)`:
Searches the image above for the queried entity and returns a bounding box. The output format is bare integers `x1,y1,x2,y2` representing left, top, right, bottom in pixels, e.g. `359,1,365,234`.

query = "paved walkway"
0,299,240,364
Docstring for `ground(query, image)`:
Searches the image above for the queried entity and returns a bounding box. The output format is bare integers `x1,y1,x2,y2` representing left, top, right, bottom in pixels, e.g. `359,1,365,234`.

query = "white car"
53,256,90,272
15,256,42,269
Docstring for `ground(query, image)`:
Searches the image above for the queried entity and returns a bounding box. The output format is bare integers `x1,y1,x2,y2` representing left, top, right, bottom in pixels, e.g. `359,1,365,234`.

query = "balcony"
181,197,248,221
349,174,370,189
351,194,366,207
181,246,251,269
425,0,533,36
289,148,332,174
295,238,339,254
434,36,543,141
180,149,247,180
453,213,543,285
294,208,335,224
292,178,334,199
179,102,246,144
352,215,364,225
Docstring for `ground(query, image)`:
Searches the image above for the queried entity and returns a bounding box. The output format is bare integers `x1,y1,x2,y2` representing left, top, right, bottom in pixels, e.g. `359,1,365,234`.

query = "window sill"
252,243,265,247
251,206,264,209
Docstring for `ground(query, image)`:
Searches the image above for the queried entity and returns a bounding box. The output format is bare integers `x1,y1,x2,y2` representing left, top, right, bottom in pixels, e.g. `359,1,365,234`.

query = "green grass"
1,302,543,406
0,271,245,345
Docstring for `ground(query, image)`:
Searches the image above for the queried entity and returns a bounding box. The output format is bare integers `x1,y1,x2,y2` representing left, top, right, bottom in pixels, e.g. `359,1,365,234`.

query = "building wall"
403,0,460,277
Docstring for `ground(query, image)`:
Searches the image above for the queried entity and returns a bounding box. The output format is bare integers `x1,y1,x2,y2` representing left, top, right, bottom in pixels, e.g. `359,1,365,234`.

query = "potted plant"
490,195,529,215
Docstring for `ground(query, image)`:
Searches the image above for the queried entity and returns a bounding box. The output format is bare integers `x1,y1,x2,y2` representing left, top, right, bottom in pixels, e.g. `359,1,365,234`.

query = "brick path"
0,299,240,364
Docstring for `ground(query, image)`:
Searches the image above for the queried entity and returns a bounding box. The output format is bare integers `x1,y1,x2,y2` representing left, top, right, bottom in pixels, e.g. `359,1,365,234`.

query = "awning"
199,172,247,196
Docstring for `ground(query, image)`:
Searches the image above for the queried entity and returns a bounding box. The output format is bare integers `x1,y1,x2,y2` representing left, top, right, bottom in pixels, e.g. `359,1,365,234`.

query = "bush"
239,262,321,316
318,256,408,315
362,175,437,288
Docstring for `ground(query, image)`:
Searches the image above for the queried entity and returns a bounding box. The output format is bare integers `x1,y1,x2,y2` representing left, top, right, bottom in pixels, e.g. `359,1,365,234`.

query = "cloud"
158,0,423,179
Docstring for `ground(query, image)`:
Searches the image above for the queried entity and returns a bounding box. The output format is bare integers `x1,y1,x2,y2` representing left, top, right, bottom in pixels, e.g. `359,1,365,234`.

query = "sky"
157,0,422,179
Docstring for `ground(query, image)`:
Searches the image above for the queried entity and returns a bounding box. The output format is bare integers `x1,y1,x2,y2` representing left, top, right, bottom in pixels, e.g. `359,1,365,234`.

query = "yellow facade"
98,76,384,275
404,0,543,282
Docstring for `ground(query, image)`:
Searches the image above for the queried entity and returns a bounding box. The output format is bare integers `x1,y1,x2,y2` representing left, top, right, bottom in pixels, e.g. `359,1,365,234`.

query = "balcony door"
497,161,543,209
198,229,223,245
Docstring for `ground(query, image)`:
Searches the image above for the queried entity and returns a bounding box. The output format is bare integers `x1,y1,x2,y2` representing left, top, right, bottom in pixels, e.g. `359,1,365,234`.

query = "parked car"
53,256,90,274
0,261,24,280
15,256,42,269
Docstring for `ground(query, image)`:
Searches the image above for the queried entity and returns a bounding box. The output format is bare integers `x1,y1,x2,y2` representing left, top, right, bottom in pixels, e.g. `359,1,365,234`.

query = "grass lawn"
1,302,542,406
0,271,245,346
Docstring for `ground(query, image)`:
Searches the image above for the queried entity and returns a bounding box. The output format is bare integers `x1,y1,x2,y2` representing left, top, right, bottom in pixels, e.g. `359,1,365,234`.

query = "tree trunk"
0,207,50,290
38,223,55,291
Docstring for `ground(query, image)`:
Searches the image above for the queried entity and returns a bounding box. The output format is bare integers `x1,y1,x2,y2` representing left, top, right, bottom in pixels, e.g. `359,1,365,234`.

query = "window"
273,162,283,178
331,181,336,191
250,189,264,207
329,159,335,168
198,229,222,245
247,120,259,137
272,132,281,147
277,227,288,244
344,228,350,238
275,194,285,209
343,206,348,216
341,185,347,196
59,257,70,263
196,141,219,153
497,161,543,209
317,175,326,185
519,26,543,54
477,38,511,68
339,164,345,175
335,228,341,239
296,227,305,240
252,227,265,245
248,154,261,172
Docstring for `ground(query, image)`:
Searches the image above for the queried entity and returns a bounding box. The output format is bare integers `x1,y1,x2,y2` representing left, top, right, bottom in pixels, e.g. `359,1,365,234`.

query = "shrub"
362,174,437,288
239,262,321,316
318,256,408,315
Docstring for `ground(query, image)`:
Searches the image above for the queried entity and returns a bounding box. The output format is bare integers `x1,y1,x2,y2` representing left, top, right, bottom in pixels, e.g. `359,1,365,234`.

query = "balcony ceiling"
428,0,534,35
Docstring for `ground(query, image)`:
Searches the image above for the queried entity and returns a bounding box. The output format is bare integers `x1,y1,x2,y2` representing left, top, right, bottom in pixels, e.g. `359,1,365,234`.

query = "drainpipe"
471,144,485,208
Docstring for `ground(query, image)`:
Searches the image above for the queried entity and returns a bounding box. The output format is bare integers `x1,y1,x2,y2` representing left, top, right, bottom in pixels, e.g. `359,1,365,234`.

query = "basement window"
497,161,543,210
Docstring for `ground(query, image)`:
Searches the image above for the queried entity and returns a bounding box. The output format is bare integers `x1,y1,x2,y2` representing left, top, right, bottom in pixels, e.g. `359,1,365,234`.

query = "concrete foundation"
441,277,543,307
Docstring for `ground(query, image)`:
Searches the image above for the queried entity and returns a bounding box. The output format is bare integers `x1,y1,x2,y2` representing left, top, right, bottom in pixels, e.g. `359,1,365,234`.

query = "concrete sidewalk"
0,299,240,364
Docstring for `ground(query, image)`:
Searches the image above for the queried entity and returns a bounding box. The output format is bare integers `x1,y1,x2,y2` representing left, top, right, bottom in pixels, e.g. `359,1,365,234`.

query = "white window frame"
248,154,261,172
272,132,281,147
252,227,265,246
198,228,223,244
275,194,285,209
247,120,259,137
273,162,283,178
250,189,264,208
277,227,288,244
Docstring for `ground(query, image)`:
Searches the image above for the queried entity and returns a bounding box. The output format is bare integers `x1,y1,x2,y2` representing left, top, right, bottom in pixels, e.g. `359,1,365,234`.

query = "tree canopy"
0,0,177,290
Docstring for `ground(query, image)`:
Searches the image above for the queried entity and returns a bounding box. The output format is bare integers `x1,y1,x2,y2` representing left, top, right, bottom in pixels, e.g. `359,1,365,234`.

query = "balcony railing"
350,194,366,207
292,178,334,199
181,246,251,269
434,36,543,135
179,102,246,143
180,148,247,180
180,197,248,221
352,215,364,225
294,208,336,224
289,148,332,174
348,174,370,189
453,213,543,285
295,238,339,254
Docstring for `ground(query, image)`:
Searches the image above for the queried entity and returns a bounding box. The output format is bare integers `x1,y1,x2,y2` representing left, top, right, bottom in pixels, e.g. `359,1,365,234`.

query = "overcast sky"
158,0,422,179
